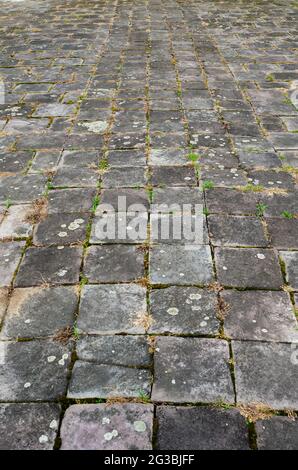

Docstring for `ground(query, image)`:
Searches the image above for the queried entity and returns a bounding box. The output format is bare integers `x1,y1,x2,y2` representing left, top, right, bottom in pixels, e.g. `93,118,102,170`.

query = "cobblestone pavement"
0,0,298,450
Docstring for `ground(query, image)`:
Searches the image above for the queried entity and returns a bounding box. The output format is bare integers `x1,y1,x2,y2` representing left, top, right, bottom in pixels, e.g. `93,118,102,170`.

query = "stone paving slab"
60,404,153,450
0,241,25,287
156,406,249,450
0,403,61,450
255,416,298,450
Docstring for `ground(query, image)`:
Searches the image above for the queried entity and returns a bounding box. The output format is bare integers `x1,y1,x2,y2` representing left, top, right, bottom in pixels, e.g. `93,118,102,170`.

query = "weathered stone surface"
205,188,259,215
106,150,146,167
150,245,214,285
151,166,196,187
150,148,188,166
0,403,61,450
267,218,298,249
233,341,298,409
149,287,219,335
0,175,46,203
222,290,298,342
0,340,71,400
33,103,76,117
151,187,203,210
0,241,25,287
255,417,298,450
78,284,147,334
68,362,151,399
152,337,234,403
84,245,144,282
60,404,153,450
102,167,146,188
0,205,33,239
33,213,88,246
215,247,283,288
48,188,96,214
1,286,77,339
280,251,298,290
90,212,148,244
76,335,151,367
15,246,82,287
52,168,99,188
156,406,249,450
99,188,149,212
209,215,268,247
0,288,8,323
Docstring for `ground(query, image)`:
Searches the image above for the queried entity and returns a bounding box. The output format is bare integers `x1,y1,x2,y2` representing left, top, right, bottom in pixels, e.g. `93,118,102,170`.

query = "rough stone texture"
255,417,298,450
156,406,249,450
208,215,268,247
1,286,78,339
215,247,283,288
279,251,298,290
60,404,153,450
84,245,144,282
149,287,219,335
33,213,88,246
0,241,25,287
233,341,298,409
68,362,151,399
15,246,82,287
0,205,33,239
222,290,298,342
0,340,71,401
150,245,214,285
0,403,61,450
0,288,8,323
152,337,234,403
78,284,147,334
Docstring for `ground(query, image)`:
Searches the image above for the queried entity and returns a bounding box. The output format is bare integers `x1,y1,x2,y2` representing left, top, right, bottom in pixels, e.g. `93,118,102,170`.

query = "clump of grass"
282,211,294,219
132,311,153,331
256,202,267,217
240,183,264,192
238,403,272,423
202,180,214,190
73,325,80,340
138,389,151,403
266,73,274,82
187,152,200,162
25,197,48,224
5,198,12,210
91,195,100,213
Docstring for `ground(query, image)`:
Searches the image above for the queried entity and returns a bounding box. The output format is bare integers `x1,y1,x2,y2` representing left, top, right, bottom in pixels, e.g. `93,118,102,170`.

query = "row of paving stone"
0,0,298,450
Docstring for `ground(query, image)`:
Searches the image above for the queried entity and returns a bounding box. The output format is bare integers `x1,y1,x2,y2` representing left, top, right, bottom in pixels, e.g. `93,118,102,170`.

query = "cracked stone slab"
47,188,96,214
208,215,268,247
0,340,71,401
60,403,153,450
215,247,283,289
78,284,147,334
150,244,214,285
233,341,298,409
84,245,144,282
15,246,82,287
1,286,78,339
0,204,33,240
149,287,219,335
33,213,88,246
0,241,25,287
0,403,61,450
222,290,298,342
255,417,298,450
156,406,249,450
68,362,151,400
76,336,151,368
152,337,234,403
279,251,298,290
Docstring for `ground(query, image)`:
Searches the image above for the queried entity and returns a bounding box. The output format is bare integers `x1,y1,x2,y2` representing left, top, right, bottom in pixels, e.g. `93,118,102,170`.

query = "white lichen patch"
79,121,108,133
167,307,179,316
133,420,147,433
104,429,118,441
47,355,56,363
257,253,266,260
49,420,58,430
39,435,48,444
24,382,31,388
57,269,68,277
189,293,202,300
102,417,110,425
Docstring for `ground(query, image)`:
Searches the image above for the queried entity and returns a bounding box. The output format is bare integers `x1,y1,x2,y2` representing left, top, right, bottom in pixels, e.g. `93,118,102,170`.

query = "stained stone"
150,111,184,133
99,188,149,213
59,150,99,169
150,148,188,166
33,213,88,246
233,340,298,409
33,103,76,117
15,246,82,287
269,133,298,150
68,362,151,399
150,133,187,148
201,168,248,187
48,189,96,214
0,150,34,173
255,417,298,450
84,245,144,282
0,175,46,203
279,251,298,290
4,118,49,134
1,286,78,339
205,188,259,215
0,204,33,239
208,215,268,247
60,404,153,450
76,336,151,367
151,187,203,211
150,245,214,285
149,287,219,335
101,167,146,188
262,192,298,217
106,150,146,167
237,151,281,170
52,168,99,188
222,290,298,342
152,337,234,403
267,218,298,249
0,288,8,322
78,284,147,334
90,212,148,244
151,166,196,187
29,150,60,173
248,170,295,189
156,407,249,450
215,247,283,289
109,133,145,150
0,403,61,450
0,241,25,287
0,340,71,400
